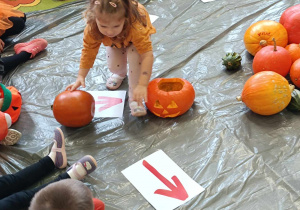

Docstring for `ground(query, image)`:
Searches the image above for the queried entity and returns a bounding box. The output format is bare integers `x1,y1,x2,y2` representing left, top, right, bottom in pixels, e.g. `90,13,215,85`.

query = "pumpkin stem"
272,38,277,51
289,84,295,92
259,40,267,47
236,96,242,101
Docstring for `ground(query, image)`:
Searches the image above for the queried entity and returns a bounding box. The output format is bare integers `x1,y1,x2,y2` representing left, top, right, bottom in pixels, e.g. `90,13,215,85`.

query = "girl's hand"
133,84,148,104
65,76,86,91
0,39,4,53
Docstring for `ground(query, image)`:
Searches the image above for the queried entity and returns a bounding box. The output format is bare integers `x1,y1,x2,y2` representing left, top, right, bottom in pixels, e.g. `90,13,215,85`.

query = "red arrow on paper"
95,96,122,112
142,160,188,201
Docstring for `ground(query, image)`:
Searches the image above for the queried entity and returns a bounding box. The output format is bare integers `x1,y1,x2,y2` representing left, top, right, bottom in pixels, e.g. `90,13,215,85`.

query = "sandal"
106,74,126,90
0,129,22,145
67,155,97,180
51,127,67,169
130,101,147,117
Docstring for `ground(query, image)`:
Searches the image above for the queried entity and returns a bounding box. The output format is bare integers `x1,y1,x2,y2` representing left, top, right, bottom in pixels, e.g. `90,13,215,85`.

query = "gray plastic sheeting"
1,0,300,209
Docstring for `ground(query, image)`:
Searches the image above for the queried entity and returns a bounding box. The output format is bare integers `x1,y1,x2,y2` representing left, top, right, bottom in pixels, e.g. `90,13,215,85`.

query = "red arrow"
142,160,188,201
95,96,122,112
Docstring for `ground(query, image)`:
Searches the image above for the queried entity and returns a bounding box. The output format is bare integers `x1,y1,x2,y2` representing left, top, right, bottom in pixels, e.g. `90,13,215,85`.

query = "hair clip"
95,0,100,4
109,2,117,7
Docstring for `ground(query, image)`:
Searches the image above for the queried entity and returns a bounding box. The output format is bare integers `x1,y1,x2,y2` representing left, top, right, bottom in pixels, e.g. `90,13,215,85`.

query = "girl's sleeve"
80,26,102,69
130,5,156,55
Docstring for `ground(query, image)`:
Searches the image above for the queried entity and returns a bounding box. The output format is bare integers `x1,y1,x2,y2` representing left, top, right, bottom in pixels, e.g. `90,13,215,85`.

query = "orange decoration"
52,90,95,127
280,4,300,44
285,43,300,63
252,38,292,77
289,59,300,88
243,20,288,56
237,71,294,116
146,78,195,118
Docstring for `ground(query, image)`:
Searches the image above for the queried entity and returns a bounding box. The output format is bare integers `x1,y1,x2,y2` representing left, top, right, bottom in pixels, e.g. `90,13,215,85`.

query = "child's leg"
1,16,26,39
0,154,97,210
105,46,127,90
0,51,31,74
127,45,147,116
0,127,66,199
0,172,70,210
0,156,55,200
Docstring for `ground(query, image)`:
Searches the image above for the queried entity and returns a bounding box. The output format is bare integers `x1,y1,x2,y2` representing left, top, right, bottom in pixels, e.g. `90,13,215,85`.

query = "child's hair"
85,0,147,41
29,179,94,210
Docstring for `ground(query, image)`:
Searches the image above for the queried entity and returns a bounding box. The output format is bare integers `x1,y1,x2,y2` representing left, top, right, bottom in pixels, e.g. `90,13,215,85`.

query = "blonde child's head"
85,0,146,40
29,179,94,210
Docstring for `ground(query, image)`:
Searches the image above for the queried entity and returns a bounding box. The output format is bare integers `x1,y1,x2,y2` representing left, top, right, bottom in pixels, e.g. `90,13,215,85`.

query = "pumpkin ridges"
244,20,288,56
237,71,294,115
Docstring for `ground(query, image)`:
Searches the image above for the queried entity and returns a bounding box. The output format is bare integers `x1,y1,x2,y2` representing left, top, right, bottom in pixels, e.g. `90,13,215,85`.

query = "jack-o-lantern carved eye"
154,100,163,109
12,106,19,111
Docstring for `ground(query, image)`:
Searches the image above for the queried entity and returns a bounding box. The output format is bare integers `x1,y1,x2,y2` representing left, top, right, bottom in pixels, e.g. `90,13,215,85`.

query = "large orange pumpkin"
146,78,195,118
280,4,300,44
285,43,300,63
252,38,292,77
237,71,294,115
289,58,300,88
52,90,95,127
243,20,288,56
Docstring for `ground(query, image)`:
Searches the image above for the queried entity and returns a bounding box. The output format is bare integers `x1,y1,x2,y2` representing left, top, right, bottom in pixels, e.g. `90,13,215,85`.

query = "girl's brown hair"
84,0,147,42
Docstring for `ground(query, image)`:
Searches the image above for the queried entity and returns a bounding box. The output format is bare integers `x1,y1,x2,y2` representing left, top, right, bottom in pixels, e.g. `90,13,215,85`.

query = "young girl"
66,0,156,117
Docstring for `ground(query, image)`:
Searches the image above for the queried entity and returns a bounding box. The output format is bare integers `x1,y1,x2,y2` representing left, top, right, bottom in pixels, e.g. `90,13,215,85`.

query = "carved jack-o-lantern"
146,78,195,118
0,84,22,124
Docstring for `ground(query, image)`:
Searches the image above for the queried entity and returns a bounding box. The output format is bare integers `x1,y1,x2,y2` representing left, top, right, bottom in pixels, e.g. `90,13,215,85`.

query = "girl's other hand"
133,84,148,103
0,39,5,53
65,76,86,91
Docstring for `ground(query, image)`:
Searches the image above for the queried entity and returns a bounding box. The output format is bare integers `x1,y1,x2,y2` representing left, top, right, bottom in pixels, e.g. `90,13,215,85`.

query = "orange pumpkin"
285,43,300,63
243,20,288,56
289,58,300,88
146,78,195,118
280,4,300,44
237,71,294,115
52,90,95,127
252,38,292,77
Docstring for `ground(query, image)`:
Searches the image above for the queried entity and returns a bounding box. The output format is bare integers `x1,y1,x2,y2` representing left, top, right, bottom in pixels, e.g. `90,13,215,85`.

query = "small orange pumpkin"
243,20,288,56
289,58,300,88
280,4,300,44
252,38,292,77
237,71,294,115
146,78,195,118
52,90,95,127
285,43,300,63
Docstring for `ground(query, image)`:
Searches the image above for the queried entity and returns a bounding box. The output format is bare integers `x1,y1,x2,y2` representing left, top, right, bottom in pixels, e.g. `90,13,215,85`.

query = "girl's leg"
0,156,55,200
1,16,26,39
127,45,147,116
0,154,97,210
0,172,70,210
0,51,31,74
0,128,66,199
105,46,128,90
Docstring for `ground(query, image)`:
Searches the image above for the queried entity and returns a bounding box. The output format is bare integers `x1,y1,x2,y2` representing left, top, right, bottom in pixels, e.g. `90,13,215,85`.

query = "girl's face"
96,13,125,38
